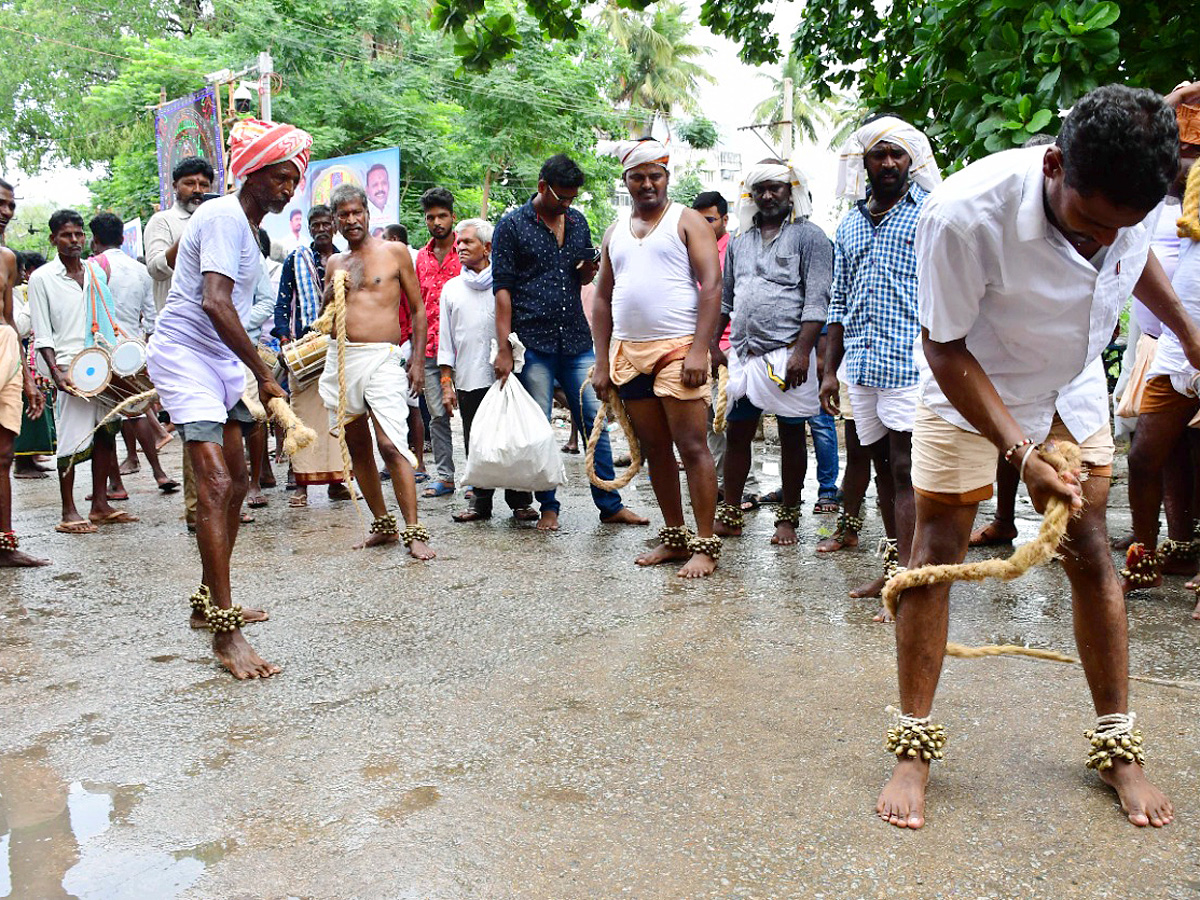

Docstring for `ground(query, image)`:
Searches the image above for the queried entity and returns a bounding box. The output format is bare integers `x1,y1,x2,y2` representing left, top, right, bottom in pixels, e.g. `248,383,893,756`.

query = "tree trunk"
481,169,492,219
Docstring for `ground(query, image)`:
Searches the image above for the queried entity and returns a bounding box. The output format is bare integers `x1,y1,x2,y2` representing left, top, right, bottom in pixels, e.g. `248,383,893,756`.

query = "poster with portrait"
121,218,143,260
154,87,225,211
261,147,401,254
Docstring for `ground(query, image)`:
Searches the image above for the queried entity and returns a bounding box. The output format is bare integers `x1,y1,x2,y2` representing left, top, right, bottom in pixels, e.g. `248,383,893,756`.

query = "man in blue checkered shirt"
819,115,942,609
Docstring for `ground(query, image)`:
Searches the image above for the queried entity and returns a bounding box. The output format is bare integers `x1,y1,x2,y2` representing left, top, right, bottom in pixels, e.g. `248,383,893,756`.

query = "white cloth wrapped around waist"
725,344,820,418
318,340,416,466
147,333,245,424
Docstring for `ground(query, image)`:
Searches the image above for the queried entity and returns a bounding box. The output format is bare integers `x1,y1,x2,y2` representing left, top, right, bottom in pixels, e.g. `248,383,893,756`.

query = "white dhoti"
147,335,244,424
318,341,416,466
726,345,820,419
55,391,115,464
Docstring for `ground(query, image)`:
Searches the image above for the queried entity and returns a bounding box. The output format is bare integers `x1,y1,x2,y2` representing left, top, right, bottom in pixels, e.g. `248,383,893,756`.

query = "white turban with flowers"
836,116,941,200
734,161,812,234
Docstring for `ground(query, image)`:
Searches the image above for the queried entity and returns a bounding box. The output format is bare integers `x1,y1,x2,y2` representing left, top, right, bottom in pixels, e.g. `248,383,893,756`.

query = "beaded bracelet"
1003,437,1034,465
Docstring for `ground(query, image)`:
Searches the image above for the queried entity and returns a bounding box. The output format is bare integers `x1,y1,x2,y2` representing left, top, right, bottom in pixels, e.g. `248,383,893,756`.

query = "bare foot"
771,523,798,546
356,532,399,549
1099,760,1174,826
0,549,50,567
714,520,742,537
1192,593,1200,619
816,531,858,552
968,520,1017,547
600,508,649,526
212,630,281,680
537,511,561,532
190,607,269,628
636,543,690,567
408,539,436,561
118,457,140,475
872,605,894,624
677,551,717,578
852,574,886,600
1111,531,1134,552
876,758,930,829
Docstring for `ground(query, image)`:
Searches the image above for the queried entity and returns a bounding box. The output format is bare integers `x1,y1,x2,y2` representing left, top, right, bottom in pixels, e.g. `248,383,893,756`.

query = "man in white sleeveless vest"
591,138,724,577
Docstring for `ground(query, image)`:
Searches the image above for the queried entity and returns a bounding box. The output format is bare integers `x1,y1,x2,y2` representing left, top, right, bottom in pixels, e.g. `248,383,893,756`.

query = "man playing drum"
146,119,310,680
29,209,139,534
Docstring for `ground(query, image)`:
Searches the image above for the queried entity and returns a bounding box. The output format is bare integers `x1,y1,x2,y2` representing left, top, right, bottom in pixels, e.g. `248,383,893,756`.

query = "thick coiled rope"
583,366,643,491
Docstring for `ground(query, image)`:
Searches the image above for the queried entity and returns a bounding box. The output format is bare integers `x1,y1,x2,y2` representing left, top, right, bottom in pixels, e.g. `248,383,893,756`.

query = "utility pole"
257,51,274,121
781,77,794,159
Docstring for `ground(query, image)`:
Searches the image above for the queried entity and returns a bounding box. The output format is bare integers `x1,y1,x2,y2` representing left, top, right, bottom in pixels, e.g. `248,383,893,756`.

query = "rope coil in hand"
583,366,643,490
882,441,1082,663
712,364,729,434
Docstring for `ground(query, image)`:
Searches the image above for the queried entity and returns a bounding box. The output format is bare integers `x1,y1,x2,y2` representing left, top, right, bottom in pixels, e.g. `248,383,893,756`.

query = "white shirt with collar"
914,146,1150,441
27,256,86,367
437,267,497,393
100,247,156,337
144,202,193,312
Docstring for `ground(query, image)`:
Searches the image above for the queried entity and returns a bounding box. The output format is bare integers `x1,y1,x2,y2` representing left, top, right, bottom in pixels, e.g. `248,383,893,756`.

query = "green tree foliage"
433,0,1197,165
667,171,705,206
0,0,627,236
675,117,718,149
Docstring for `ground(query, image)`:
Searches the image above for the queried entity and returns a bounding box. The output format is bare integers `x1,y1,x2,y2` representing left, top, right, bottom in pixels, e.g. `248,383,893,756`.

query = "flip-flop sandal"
413,470,430,484
288,495,308,508
14,470,50,479
740,493,761,511
813,497,839,514
55,520,98,534
968,525,1018,547
90,510,140,524
248,497,269,508
158,479,180,493
759,489,783,505
561,445,580,454
423,480,455,498
512,507,539,522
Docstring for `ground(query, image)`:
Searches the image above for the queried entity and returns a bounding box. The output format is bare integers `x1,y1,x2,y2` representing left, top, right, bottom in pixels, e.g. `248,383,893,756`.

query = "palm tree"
599,1,715,138
752,51,860,150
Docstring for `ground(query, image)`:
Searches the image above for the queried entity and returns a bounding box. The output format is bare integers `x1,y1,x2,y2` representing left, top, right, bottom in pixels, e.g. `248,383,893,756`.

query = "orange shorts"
1138,375,1200,416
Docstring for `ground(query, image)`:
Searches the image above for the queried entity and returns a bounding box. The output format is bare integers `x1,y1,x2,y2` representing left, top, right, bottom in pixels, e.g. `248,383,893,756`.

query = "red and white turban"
229,118,314,181
597,138,670,172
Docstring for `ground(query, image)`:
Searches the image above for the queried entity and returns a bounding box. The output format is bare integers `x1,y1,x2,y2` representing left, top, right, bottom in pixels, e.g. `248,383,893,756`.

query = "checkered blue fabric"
827,183,929,388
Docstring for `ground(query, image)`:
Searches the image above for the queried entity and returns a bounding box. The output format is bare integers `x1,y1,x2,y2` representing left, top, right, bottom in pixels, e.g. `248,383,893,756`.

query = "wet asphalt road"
2,421,1198,899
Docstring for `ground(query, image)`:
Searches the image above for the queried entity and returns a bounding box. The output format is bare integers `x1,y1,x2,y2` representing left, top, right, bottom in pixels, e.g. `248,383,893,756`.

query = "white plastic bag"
461,376,567,492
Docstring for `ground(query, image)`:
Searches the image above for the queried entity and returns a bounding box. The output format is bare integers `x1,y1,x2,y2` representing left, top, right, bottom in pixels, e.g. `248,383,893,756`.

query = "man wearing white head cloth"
711,158,834,547
818,114,942,607
147,117,312,681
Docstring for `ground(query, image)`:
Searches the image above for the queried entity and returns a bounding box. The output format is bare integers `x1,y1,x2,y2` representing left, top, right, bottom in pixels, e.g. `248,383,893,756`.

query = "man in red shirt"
692,191,759,505
415,188,461,496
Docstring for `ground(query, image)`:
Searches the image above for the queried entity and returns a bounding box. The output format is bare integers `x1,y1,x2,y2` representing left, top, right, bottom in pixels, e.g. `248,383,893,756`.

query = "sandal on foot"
969,522,1017,547
512,507,539,522
423,480,455,498
288,494,308,508
739,493,760,511
813,497,839,514
158,479,180,493
248,496,269,509
759,489,782,505
412,470,430,484
89,510,139,524
55,520,98,534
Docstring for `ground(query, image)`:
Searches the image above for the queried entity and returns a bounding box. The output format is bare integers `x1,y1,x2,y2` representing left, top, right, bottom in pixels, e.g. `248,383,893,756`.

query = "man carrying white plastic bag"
461,333,566,498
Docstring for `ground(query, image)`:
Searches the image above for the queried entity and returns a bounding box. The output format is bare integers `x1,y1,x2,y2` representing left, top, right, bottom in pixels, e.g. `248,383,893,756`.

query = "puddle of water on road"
0,749,227,899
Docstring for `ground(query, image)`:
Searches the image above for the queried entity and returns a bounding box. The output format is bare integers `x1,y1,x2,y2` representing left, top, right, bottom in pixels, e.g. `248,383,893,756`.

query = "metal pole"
258,50,273,121
781,77,794,158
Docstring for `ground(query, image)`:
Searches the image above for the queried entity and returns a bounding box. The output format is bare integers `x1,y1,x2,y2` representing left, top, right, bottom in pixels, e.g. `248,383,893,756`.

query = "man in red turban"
147,118,312,680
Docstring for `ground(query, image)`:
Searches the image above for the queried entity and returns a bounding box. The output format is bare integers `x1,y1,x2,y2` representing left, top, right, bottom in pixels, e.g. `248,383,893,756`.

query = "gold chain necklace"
629,200,671,244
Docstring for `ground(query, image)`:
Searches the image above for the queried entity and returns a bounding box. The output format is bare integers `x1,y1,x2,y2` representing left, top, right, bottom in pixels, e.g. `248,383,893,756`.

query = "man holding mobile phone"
492,154,646,531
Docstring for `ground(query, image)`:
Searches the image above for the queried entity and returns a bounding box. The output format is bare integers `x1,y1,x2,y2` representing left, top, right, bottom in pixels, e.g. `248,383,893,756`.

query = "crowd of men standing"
1,80,1198,831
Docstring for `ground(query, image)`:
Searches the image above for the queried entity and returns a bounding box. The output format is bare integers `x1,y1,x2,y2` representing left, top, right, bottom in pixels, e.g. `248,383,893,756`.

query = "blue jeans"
516,346,624,518
807,409,839,499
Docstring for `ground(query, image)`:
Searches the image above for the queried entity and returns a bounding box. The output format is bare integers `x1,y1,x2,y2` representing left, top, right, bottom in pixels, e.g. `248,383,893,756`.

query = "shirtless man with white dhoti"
320,184,434,560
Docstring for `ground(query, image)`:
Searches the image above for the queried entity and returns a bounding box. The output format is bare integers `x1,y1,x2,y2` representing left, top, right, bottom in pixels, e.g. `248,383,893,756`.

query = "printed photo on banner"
154,87,226,211
261,147,401,253
122,218,143,260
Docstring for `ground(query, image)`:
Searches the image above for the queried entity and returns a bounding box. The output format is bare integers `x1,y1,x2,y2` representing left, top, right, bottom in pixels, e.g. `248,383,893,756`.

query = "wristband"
1018,443,1038,482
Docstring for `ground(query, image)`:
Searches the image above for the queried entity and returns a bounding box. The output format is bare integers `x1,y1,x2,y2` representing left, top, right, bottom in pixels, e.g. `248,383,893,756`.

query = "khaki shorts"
1138,375,1200,416
910,403,1114,506
610,336,710,403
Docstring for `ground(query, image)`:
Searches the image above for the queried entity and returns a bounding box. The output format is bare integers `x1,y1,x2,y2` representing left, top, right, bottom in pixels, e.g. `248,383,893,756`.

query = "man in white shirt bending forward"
880,85,1200,830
